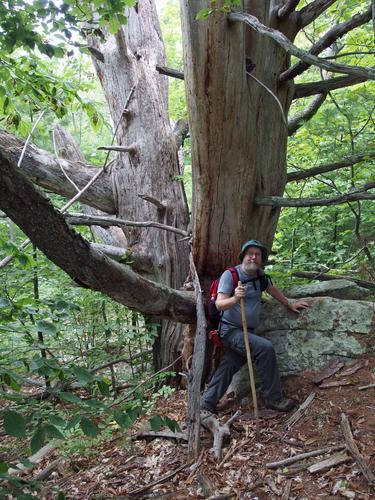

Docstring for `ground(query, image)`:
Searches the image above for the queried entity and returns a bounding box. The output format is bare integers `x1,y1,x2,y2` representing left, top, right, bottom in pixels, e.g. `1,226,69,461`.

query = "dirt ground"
4,355,375,499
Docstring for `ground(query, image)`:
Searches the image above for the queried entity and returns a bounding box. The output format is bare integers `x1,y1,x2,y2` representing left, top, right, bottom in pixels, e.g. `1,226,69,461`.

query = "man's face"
242,247,262,273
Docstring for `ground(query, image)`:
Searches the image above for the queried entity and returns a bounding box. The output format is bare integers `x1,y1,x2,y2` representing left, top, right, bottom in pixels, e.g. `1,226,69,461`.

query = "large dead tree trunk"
180,0,295,277
87,1,191,369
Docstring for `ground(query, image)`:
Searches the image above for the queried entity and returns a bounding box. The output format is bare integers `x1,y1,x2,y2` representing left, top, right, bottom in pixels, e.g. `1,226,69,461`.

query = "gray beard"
242,262,259,276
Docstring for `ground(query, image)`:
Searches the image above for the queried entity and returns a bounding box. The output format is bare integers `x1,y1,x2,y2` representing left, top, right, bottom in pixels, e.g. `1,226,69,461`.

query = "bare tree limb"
288,93,327,135
65,213,189,237
229,11,375,80
91,349,153,373
281,7,372,82
294,75,368,97
278,0,301,19
287,151,375,181
298,0,337,29
292,271,375,290
156,64,185,80
255,183,375,207
0,128,115,214
97,144,137,154
0,154,196,323
341,413,375,487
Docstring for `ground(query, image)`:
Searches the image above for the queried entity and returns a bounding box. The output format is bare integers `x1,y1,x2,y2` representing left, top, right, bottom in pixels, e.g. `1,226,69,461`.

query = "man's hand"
234,283,246,302
287,300,309,313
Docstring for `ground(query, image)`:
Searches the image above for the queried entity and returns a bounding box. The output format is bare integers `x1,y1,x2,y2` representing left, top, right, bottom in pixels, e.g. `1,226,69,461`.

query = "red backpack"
207,268,239,347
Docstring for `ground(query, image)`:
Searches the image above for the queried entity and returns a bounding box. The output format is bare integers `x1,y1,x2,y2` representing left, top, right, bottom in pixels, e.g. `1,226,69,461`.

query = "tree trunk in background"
180,0,295,279
89,0,190,369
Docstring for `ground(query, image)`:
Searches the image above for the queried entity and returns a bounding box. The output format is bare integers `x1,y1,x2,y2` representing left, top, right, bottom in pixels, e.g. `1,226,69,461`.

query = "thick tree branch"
288,93,327,135
156,65,185,80
294,75,367,98
281,8,372,82
278,0,301,19
298,0,337,29
255,183,375,207
0,129,115,214
0,154,196,323
229,12,375,80
65,213,189,237
287,151,375,181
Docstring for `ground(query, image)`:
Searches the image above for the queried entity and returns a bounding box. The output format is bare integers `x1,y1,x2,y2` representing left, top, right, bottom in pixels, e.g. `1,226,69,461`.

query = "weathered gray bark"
86,0,190,369
180,0,295,277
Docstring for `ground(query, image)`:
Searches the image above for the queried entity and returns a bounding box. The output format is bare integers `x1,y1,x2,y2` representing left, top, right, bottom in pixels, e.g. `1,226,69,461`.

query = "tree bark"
180,0,294,277
87,0,190,369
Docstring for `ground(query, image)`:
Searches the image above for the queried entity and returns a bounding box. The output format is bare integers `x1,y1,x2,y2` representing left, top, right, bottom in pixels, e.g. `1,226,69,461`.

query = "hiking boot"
264,397,296,412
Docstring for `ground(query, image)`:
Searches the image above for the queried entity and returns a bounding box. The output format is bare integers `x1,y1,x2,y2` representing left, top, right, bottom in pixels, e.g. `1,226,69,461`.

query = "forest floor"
3,355,375,499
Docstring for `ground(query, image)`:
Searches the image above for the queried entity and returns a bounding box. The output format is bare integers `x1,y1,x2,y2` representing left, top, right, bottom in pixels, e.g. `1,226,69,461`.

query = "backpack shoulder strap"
224,267,239,295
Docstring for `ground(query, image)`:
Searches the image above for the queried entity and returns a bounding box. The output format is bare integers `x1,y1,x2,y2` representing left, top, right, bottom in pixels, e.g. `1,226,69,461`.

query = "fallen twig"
217,437,252,469
266,444,345,469
281,478,292,500
285,392,315,429
8,443,54,476
132,430,187,441
127,461,192,497
201,410,241,460
358,383,375,390
33,459,61,481
341,412,375,488
307,450,351,473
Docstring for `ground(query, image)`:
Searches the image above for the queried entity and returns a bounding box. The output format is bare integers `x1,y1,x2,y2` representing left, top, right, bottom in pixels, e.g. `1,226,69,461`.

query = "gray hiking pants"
202,327,282,412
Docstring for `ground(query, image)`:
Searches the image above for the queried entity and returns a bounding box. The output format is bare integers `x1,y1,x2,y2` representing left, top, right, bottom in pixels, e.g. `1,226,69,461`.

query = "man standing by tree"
201,240,309,415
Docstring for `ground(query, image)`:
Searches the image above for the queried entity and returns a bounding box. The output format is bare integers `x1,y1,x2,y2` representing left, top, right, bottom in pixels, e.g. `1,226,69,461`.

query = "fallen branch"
217,436,252,469
8,443,54,476
307,450,351,473
132,430,188,441
201,410,241,461
281,478,293,500
285,392,315,429
341,413,375,488
127,461,191,497
359,383,375,390
267,444,345,469
33,458,61,481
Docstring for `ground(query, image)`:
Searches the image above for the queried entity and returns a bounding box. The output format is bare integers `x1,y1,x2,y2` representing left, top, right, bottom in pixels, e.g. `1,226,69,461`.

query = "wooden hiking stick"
238,281,259,432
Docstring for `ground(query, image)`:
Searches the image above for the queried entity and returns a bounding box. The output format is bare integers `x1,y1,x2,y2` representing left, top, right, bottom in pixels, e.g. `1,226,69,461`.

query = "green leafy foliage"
3,410,27,437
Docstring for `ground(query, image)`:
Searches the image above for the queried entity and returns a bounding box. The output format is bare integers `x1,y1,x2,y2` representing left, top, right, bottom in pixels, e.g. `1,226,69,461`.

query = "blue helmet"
239,240,268,263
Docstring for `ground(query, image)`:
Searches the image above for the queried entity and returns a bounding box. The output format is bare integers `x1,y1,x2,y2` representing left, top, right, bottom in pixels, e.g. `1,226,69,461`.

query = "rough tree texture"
87,0,190,369
180,0,296,277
